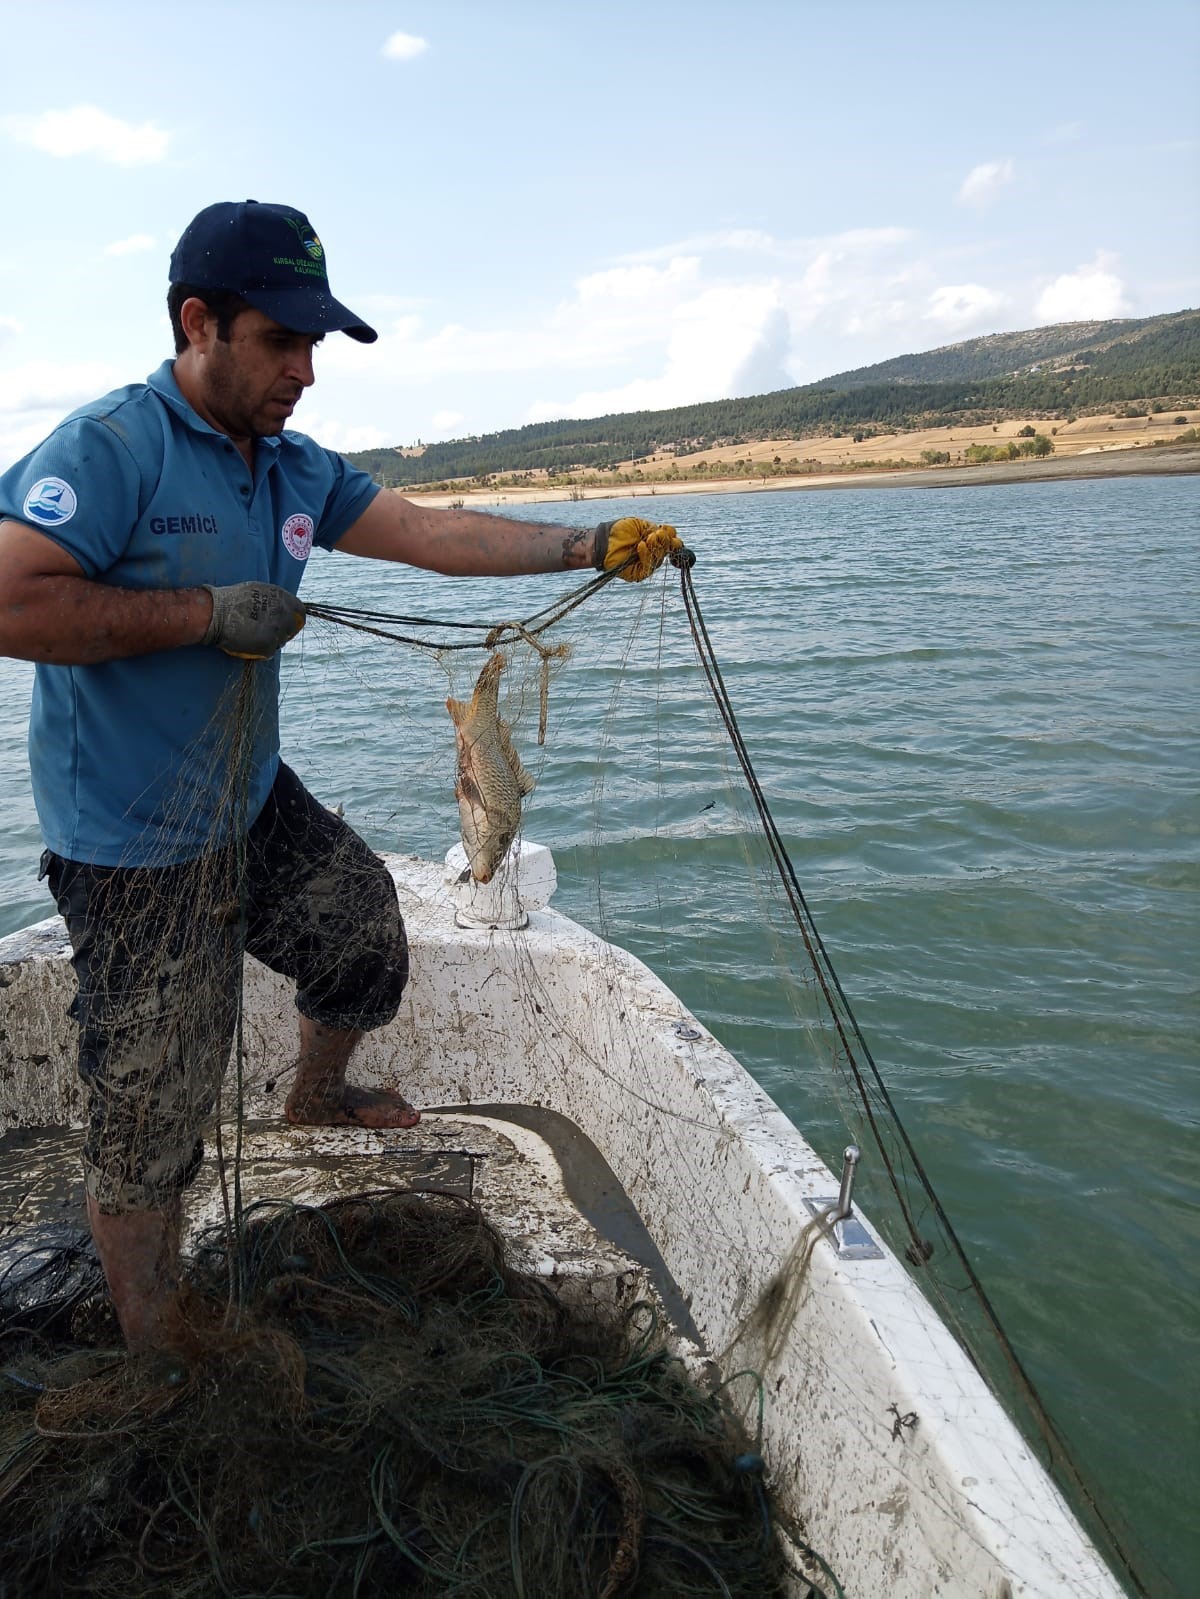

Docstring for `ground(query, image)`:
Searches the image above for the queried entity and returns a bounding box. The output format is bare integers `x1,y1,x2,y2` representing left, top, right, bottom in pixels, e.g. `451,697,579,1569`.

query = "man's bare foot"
284,1082,421,1129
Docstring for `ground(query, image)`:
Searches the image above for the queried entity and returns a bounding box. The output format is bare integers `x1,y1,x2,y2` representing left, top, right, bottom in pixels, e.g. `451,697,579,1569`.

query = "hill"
807,316,1165,388
347,309,1200,489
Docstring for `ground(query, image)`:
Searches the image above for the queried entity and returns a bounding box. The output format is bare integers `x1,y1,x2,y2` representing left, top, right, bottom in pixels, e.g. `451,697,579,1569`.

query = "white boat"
0,837,1127,1598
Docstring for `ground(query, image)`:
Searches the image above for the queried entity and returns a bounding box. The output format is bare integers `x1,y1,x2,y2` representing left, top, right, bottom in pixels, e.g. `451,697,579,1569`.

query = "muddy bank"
832,444,1200,492
402,445,1199,508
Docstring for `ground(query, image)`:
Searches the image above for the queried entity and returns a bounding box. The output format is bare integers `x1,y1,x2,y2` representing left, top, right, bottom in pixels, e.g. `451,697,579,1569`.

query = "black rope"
304,564,626,654
673,549,926,1244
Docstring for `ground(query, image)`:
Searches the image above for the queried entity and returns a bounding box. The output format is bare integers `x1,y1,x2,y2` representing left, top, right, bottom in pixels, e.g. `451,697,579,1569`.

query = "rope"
479,624,571,745
304,563,625,654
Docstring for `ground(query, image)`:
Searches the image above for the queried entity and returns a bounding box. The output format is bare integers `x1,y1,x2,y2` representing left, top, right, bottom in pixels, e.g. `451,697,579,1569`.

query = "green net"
0,1190,788,1598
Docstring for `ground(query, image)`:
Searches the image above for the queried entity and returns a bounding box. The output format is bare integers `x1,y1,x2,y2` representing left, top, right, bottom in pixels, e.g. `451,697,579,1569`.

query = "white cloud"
0,360,125,417
319,262,687,382
528,281,790,420
382,31,428,61
576,257,700,305
1035,252,1130,322
622,225,913,267
782,239,927,352
320,228,941,411
924,283,1006,331
293,414,391,454
0,417,57,473
730,305,793,395
315,226,955,428
956,159,1015,209
308,225,1048,439
0,360,127,471
825,227,915,252
0,316,21,343
620,229,783,263
842,300,909,336
104,233,157,257
3,105,169,165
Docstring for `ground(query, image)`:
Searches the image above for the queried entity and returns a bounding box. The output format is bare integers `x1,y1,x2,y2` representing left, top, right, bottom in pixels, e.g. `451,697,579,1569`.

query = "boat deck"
0,1103,698,1340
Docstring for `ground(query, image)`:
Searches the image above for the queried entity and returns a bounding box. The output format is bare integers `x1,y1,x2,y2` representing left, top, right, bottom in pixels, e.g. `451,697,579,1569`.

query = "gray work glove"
201,581,306,660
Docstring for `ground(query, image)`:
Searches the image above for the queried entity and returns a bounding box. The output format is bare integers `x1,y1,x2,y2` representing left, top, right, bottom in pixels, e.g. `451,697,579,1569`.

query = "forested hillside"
347,309,1200,488
812,315,1165,388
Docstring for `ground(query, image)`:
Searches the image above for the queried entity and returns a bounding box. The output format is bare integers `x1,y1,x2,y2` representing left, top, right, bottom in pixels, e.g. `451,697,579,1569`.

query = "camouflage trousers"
42,764,408,1212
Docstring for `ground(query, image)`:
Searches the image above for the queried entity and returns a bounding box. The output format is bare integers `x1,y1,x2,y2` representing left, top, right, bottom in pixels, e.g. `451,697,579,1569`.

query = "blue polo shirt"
0,360,379,866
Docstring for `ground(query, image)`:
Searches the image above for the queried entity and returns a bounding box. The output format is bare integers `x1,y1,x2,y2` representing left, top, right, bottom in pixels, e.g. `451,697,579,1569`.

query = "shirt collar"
146,359,282,455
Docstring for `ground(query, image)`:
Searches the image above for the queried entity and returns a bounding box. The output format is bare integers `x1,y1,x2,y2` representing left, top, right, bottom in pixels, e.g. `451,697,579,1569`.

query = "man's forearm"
0,574,214,665
336,492,600,574
407,502,597,575
438,505,595,575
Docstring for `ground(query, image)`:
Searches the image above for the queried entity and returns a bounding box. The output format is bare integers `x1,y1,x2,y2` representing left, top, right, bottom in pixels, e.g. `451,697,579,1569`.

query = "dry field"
628,409,1198,472
405,410,1197,508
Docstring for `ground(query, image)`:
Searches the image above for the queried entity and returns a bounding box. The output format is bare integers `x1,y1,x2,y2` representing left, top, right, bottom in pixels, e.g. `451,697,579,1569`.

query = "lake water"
1,474,1196,1594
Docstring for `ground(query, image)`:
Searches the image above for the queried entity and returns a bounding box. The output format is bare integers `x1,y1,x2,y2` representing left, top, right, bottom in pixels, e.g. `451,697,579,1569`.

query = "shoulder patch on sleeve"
22,477,78,527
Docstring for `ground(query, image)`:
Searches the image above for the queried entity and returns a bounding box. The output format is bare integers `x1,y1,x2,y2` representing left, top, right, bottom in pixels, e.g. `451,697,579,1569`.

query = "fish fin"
497,719,536,796
471,652,505,710
456,772,485,807
496,718,523,760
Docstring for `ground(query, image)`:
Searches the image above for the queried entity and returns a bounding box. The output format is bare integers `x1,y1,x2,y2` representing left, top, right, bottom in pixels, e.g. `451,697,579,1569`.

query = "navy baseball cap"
169,200,377,343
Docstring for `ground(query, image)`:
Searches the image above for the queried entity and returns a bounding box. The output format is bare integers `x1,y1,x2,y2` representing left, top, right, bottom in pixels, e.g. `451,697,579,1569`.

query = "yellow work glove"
594,517,683,582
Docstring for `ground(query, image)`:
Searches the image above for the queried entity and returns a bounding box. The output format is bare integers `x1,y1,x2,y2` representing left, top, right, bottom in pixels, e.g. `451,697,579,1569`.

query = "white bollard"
443,840,557,930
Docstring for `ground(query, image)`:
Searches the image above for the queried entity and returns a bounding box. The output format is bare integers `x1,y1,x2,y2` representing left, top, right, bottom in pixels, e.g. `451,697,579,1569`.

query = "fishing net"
0,1190,787,1598
290,546,1152,1595
0,516,1152,1596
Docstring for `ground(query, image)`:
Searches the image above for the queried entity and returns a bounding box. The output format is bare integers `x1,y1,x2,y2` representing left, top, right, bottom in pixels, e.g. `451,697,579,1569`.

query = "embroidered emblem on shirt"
22,477,77,527
281,512,315,560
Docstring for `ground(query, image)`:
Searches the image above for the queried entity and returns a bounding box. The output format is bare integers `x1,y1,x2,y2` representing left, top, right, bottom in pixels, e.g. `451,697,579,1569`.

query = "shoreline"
401,444,1200,508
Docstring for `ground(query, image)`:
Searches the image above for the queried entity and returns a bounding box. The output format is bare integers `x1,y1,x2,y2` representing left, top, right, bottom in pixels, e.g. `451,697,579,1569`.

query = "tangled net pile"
0,1190,786,1597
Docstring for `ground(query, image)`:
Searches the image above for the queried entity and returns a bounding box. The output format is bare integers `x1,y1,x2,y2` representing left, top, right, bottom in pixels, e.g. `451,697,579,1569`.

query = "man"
0,199,681,1347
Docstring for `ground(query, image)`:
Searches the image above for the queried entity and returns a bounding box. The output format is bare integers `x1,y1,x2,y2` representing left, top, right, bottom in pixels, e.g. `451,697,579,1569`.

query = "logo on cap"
281,512,315,561
286,216,324,262
23,477,78,527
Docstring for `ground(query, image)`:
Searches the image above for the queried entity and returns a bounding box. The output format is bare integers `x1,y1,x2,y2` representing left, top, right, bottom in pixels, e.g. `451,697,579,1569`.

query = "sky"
1,0,1198,470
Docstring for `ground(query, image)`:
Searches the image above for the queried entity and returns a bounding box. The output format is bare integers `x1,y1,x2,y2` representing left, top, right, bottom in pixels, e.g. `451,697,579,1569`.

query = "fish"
446,653,535,883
